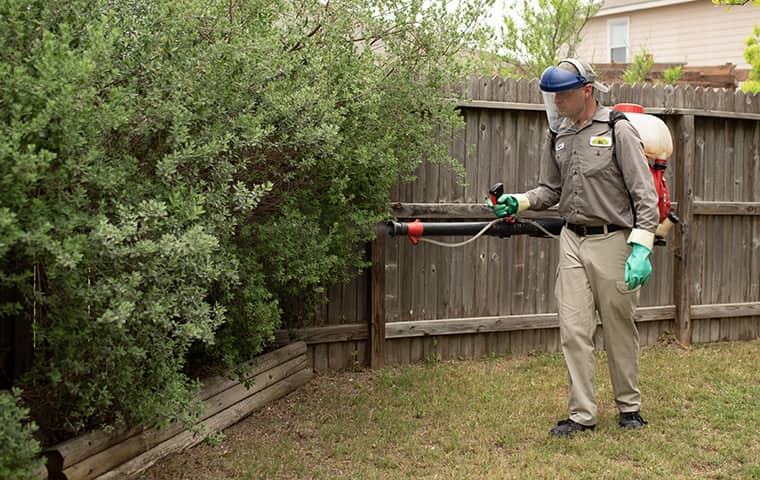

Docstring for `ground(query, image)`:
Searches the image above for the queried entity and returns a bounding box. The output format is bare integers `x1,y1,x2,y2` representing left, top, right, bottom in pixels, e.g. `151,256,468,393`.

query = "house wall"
575,1,759,67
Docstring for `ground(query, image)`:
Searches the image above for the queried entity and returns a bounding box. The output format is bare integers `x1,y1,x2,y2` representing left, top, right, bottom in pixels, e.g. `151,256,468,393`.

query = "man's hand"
487,194,519,218
624,243,652,289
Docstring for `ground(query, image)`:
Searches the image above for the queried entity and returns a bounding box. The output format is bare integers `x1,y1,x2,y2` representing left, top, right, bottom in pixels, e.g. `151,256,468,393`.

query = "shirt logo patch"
589,136,612,146
555,142,565,152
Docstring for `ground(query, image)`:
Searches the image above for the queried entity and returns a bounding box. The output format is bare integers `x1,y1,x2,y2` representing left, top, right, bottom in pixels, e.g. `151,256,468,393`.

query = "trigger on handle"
488,182,504,205
488,182,517,222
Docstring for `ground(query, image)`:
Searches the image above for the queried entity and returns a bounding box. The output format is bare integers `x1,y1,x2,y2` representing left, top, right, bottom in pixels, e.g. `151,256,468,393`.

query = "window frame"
607,17,630,63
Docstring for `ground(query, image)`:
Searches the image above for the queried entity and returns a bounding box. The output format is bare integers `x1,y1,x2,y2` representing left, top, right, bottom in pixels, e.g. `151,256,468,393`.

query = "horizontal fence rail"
277,302,760,342
456,99,760,121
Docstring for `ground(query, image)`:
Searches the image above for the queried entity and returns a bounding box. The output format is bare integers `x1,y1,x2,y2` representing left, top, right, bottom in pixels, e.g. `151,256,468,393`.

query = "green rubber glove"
486,194,519,218
624,243,652,290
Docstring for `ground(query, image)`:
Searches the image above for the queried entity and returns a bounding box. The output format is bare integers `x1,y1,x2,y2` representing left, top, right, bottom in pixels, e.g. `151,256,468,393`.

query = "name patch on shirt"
555,142,565,152
589,135,612,147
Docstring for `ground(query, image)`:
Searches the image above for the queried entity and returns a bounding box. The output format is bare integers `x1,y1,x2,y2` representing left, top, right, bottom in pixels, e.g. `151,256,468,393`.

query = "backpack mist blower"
387,104,678,247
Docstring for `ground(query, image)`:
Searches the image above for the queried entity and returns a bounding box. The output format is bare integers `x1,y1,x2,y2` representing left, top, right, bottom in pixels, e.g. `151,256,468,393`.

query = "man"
487,59,659,437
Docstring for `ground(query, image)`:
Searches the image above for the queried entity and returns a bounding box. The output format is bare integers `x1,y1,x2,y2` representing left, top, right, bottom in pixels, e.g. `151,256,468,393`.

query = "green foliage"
742,25,760,93
713,0,760,11
713,0,760,5
499,0,602,79
0,390,45,480
0,0,490,438
663,65,683,85
204,430,225,447
622,48,655,84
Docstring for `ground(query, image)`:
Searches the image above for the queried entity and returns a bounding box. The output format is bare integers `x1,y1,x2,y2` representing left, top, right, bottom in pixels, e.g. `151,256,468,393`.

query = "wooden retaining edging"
43,342,312,480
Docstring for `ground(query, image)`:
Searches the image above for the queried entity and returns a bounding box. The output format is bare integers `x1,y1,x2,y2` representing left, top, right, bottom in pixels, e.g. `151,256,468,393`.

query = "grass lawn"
145,340,760,480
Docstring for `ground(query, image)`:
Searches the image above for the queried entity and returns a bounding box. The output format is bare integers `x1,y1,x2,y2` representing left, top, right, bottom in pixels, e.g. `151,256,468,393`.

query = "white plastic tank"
613,103,677,238
613,103,673,161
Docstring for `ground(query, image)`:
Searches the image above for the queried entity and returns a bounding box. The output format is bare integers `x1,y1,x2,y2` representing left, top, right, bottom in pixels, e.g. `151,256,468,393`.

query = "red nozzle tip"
407,219,424,245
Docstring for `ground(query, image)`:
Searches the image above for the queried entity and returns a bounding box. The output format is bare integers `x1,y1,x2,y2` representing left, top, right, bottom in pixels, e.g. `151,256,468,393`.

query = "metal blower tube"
386,217,565,239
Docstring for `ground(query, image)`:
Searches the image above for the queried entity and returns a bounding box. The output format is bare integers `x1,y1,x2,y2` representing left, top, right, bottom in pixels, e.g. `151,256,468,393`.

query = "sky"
482,0,524,44
487,0,508,33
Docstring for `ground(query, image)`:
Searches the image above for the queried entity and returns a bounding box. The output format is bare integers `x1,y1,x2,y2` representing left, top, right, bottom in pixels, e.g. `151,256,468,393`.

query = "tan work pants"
555,227,642,426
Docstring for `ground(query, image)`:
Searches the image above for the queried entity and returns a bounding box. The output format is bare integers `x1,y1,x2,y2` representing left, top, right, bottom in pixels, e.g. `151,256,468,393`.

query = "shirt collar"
557,102,610,134
591,103,611,122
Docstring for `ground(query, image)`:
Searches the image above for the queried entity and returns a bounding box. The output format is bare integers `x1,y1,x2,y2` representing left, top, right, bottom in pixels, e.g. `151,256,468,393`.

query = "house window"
608,19,628,63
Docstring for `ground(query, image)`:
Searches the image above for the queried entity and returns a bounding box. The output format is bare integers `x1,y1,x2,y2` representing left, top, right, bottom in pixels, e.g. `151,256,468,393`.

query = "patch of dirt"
142,370,376,480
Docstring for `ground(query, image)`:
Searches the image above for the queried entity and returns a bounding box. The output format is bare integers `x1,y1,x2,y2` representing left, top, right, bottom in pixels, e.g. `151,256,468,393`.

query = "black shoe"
619,411,648,429
549,419,595,437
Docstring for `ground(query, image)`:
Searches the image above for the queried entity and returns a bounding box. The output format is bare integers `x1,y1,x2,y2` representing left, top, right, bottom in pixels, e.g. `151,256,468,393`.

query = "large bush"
0,390,44,480
0,0,489,438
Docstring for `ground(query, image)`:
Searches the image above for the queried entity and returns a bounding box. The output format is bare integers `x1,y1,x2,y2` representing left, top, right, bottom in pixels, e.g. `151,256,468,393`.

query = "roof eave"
594,0,697,17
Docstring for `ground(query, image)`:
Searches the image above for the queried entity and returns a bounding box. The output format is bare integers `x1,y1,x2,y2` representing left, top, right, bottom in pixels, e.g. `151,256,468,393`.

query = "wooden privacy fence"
278,77,760,370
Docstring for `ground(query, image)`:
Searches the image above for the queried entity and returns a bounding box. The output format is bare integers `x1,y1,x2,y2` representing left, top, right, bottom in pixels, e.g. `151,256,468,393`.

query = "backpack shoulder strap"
608,109,637,226
608,109,630,160
608,109,628,144
609,109,628,125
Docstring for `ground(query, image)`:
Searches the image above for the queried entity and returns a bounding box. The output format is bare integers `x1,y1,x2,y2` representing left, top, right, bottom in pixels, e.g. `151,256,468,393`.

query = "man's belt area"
565,223,626,236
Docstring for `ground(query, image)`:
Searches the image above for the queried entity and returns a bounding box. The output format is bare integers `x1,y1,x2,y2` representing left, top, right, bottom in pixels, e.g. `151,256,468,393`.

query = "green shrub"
0,0,488,437
0,390,45,480
623,48,655,84
663,65,682,84
742,24,760,93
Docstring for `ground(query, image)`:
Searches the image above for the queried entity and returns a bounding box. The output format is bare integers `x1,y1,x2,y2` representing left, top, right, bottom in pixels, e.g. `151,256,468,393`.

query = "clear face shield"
539,61,606,133
542,91,563,133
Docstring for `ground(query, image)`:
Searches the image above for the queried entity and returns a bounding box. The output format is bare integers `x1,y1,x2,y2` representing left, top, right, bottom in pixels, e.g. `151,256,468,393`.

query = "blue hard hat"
540,58,607,93
539,66,586,92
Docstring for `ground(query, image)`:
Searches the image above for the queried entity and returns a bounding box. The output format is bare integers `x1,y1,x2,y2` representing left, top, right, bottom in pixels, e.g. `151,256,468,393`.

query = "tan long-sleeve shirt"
524,104,659,234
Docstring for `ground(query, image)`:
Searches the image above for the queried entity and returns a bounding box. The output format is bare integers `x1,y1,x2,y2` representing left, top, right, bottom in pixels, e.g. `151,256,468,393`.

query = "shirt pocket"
582,141,615,177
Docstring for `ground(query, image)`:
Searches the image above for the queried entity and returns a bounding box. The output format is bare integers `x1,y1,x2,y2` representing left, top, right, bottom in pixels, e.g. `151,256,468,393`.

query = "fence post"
674,114,695,345
369,224,386,368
